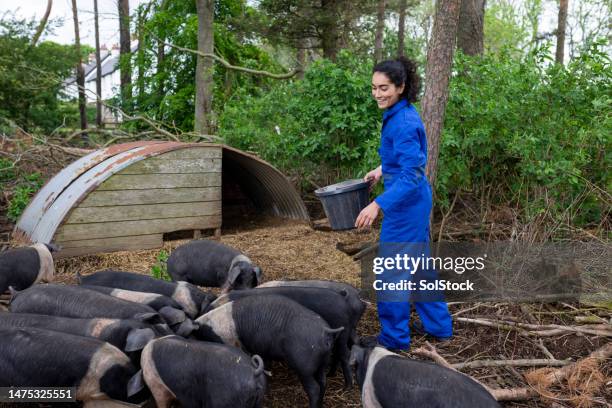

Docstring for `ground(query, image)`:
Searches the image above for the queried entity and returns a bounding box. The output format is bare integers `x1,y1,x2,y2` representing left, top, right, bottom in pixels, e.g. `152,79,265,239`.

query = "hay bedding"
7,219,611,408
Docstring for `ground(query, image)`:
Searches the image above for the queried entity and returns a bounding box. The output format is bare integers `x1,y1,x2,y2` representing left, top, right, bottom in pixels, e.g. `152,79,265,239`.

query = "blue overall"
373,99,453,350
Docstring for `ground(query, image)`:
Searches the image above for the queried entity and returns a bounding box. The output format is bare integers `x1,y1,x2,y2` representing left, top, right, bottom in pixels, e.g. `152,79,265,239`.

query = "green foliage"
439,41,611,224
129,0,284,132
0,14,83,133
7,172,43,222
150,250,171,281
0,158,16,185
220,51,381,186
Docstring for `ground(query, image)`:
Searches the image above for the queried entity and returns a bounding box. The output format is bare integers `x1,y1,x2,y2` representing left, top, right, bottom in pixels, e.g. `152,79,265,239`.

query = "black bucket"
314,179,370,230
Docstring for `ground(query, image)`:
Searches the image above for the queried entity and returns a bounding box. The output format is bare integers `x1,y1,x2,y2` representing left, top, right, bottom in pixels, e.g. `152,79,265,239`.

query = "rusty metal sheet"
221,146,310,221
15,141,165,242
25,142,218,244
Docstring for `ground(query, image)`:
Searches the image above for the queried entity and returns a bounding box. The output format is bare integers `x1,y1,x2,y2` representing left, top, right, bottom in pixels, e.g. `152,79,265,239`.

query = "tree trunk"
194,0,214,135
71,0,88,137
321,0,340,61
156,0,169,101
296,46,306,79
374,0,386,62
398,0,407,56
422,0,462,190
456,0,485,56
30,0,52,48
93,0,102,127
136,5,149,107
555,0,568,64
118,0,132,111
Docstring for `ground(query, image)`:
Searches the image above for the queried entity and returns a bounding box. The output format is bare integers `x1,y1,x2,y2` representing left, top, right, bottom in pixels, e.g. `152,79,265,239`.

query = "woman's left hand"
355,201,380,229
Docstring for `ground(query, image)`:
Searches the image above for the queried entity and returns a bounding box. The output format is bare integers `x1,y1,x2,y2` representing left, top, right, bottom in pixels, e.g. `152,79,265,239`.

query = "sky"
0,0,144,48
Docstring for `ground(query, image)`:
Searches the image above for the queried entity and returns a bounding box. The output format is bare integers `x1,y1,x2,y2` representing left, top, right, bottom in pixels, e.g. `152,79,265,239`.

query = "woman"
355,57,453,351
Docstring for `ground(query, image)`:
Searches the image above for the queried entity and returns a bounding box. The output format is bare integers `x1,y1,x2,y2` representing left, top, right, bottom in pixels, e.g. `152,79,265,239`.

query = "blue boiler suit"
373,99,453,350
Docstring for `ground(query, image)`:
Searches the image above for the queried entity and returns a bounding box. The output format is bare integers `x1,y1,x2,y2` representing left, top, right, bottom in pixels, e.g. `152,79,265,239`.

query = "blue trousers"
376,183,453,350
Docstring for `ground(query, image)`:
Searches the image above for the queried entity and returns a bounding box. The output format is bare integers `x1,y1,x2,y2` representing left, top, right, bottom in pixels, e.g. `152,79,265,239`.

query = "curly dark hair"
372,56,421,103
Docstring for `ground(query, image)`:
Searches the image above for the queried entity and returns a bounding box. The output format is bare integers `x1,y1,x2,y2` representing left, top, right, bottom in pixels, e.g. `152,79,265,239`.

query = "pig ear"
173,318,197,337
253,266,263,285
227,266,241,287
127,369,145,397
125,328,155,352
133,312,159,324
154,323,173,335
159,306,186,326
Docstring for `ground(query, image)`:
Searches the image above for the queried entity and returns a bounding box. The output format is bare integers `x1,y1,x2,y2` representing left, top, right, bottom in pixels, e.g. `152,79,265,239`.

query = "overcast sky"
0,0,144,47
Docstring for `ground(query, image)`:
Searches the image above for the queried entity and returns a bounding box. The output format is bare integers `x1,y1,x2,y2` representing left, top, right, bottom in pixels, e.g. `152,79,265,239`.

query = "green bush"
219,44,610,228
7,172,44,222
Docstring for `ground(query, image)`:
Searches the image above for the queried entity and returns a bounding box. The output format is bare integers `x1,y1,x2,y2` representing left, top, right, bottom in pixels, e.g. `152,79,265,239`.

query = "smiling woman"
356,56,453,351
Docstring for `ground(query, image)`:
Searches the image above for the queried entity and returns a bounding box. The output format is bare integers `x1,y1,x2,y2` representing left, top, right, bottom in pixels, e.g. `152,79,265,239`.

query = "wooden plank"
118,158,221,175
55,215,222,241
97,173,221,190
67,201,221,224
57,240,162,258
79,187,221,207
57,234,163,249
157,147,222,159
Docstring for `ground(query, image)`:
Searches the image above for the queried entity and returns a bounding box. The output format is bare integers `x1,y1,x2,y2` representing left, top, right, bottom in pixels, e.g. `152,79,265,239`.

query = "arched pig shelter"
14,142,309,258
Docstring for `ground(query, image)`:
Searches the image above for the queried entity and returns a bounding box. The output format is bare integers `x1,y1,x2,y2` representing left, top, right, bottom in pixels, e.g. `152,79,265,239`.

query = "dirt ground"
45,219,610,408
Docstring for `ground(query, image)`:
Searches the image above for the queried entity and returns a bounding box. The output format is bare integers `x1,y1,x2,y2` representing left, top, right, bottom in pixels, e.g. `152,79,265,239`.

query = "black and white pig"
79,284,187,325
79,269,214,318
194,295,343,408
0,327,143,402
207,286,355,387
133,335,267,408
350,345,501,408
257,279,366,344
167,240,262,292
0,313,168,364
9,284,168,325
0,243,58,293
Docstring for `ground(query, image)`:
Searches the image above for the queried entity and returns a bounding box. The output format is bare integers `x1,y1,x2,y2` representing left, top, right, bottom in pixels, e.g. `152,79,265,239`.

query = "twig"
536,339,556,360
457,317,612,337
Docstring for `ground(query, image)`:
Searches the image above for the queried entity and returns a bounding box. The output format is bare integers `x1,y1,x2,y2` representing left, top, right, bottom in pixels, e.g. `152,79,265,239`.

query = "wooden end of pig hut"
14,141,309,258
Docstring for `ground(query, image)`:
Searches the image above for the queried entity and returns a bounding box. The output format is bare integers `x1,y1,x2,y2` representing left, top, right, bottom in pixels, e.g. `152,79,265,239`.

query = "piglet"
79,270,214,318
0,313,167,364
350,345,501,408
167,240,262,292
0,327,143,402
10,284,167,325
195,295,342,408
258,279,366,344
0,243,58,293
134,335,266,408
208,286,355,387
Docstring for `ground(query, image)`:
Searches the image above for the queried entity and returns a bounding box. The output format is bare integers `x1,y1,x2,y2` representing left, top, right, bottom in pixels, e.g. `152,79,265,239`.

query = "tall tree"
555,0,568,64
93,0,102,127
456,0,485,55
70,0,87,136
374,0,386,62
397,0,407,56
30,0,52,48
422,0,462,189
118,0,132,111
194,0,214,134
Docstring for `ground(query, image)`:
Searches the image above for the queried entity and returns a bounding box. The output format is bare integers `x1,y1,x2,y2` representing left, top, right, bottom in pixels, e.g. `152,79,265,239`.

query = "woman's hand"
364,166,382,191
355,201,380,229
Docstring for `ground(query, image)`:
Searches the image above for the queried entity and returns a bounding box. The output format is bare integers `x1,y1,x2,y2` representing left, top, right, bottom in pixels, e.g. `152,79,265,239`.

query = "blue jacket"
374,99,428,213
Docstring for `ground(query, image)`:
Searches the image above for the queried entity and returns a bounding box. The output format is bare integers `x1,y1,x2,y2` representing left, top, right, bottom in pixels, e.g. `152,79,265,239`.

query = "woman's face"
371,72,404,109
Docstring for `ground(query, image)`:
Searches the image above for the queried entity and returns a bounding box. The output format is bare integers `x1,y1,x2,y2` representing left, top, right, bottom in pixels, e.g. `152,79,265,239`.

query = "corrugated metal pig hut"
14,141,309,258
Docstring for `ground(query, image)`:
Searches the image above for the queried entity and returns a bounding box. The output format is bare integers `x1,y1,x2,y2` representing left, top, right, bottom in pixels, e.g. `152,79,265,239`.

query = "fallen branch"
452,358,571,370
457,317,612,337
